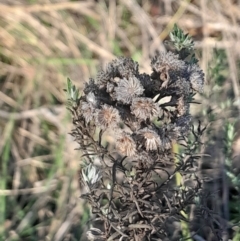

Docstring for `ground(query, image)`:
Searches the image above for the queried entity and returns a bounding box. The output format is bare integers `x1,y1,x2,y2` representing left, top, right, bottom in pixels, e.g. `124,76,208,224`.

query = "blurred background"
0,0,240,240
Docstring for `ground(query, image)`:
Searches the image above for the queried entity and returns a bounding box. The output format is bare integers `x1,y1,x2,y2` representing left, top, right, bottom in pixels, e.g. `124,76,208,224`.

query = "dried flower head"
116,132,136,156
187,64,205,93
151,52,186,81
109,57,139,78
172,77,191,96
81,101,96,123
138,128,161,151
118,58,139,78
131,97,161,121
96,69,112,88
95,57,138,89
115,76,144,104
95,104,120,129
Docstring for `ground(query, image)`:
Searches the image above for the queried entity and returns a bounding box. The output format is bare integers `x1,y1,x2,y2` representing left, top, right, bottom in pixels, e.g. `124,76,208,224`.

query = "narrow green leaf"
67,78,72,95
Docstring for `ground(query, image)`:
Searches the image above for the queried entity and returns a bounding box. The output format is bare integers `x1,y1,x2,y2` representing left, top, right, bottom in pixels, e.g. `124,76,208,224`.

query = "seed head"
110,57,139,78
187,64,205,93
116,132,136,157
151,52,186,78
95,104,120,129
131,97,161,121
81,101,96,123
138,128,161,151
115,76,144,104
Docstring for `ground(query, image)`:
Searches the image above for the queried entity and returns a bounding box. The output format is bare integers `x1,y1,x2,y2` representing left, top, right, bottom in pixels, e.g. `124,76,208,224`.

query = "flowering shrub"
66,25,218,240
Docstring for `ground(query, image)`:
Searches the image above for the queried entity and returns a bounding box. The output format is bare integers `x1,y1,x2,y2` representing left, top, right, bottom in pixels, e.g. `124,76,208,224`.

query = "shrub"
66,25,221,241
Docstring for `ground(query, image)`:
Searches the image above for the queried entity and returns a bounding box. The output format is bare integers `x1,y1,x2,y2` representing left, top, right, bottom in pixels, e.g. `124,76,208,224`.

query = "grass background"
0,0,240,240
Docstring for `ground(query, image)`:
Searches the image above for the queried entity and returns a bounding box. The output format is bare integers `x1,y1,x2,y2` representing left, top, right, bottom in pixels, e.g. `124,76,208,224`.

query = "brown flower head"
95,104,120,129
96,69,112,88
138,128,161,151
116,132,136,157
80,92,98,123
95,57,138,88
171,77,191,96
81,101,95,123
131,97,162,121
115,76,144,104
109,57,139,78
151,52,186,81
117,57,139,78
187,64,204,93
151,52,186,72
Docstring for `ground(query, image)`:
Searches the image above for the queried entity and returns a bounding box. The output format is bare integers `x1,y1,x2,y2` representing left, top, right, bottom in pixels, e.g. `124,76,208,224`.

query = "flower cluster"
67,26,208,240
76,50,203,157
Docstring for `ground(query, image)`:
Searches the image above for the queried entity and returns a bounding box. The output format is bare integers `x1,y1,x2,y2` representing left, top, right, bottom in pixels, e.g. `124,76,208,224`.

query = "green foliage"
112,40,123,56
65,78,80,109
202,44,240,240
223,122,240,226
169,24,194,51
169,24,198,63
224,122,236,157
208,49,228,86
86,16,99,30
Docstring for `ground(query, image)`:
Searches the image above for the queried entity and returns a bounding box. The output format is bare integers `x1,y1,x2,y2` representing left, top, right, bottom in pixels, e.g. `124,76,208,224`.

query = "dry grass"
0,0,240,240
